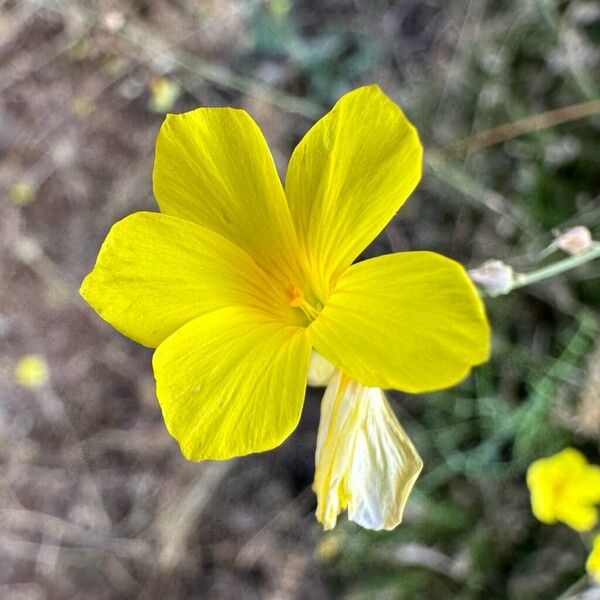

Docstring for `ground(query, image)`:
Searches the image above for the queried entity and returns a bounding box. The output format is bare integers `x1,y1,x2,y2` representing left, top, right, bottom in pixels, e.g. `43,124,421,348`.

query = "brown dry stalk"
578,339,600,437
446,98,600,156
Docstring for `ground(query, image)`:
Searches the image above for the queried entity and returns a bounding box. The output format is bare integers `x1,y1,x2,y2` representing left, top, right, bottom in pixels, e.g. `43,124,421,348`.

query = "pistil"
285,284,320,322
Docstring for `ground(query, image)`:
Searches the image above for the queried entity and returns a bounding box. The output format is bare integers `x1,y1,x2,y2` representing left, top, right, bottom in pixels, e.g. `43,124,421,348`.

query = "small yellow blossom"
315,533,342,562
149,78,180,113
527,448,600,532
15,354,49,389
9,181,36,205
81,86,490,529
72,96,95,118
587,534,600,582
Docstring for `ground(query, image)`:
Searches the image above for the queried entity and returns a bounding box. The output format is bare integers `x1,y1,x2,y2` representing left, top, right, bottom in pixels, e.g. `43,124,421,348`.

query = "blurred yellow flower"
9,181,36,205
149,77,180,113
15,354,49,389
81,85,490,529
268,0,292,17
587,534,600,582
527,448,600,532
315,532,342,562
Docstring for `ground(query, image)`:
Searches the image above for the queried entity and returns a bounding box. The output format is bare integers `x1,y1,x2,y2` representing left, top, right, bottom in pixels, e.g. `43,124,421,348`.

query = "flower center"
284,284,320,322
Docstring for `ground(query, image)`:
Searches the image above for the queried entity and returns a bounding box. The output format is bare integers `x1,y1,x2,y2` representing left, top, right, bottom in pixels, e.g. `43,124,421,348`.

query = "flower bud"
469,260,514,296
554,226,593,256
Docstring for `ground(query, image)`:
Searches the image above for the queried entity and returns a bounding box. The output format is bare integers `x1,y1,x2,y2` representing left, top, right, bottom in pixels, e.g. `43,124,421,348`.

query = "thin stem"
425,152,540,238
555,574,590,600
445,98,600,156
510,244,600,292
36,0,324,119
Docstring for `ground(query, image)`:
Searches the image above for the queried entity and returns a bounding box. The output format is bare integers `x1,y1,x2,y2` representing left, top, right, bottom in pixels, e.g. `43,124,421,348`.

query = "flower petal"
313,372,423,530
308,252,490,392
307,351,336,387
154,107,302,284
152,306,311,460
557,503,598,532
80,212,296,348
587,534,600,582
285,85,423,296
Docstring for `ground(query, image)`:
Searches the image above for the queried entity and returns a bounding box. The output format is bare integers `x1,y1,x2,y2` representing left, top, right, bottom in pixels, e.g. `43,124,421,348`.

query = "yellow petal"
154,107,303,284
308,252,490,392
559,457,600,531
285,85,423,297
152,306,311,460
587,534,600,582
81,212,295,348
526,459,560,525
313,372,423,530
570,455,600,505
557,503,598,532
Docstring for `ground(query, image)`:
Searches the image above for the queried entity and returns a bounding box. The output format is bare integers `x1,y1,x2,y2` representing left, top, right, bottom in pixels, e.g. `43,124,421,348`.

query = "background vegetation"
1,0,599,598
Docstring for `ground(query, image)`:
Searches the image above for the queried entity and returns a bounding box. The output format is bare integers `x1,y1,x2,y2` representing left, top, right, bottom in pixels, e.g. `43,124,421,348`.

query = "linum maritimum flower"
527,448,600,531
81,85,490,530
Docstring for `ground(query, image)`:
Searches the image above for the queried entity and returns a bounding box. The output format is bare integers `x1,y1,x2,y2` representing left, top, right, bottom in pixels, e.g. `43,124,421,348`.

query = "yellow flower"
587,534,600,582
527,448,600,532
15,354,49,389
80,85,490,529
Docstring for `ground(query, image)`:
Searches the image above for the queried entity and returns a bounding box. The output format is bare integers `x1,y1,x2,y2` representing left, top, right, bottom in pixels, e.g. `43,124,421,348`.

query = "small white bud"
469,260,514,296
102,9,125,33
554,226,593,256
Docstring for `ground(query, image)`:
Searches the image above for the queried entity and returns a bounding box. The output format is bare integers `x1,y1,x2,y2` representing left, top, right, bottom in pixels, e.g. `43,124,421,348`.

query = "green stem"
509,244,600,292
555,574,590,600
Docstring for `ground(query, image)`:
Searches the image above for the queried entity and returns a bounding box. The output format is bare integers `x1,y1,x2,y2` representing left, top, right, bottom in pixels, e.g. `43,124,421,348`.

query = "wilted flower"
81,86,490,529
314,372,423,529
527,447,600,532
